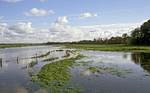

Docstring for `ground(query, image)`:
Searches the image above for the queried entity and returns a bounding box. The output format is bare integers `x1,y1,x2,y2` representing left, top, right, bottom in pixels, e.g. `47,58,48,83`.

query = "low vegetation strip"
65,44,150,52
0,44,29,48
32,54,85,93
0,44,44,48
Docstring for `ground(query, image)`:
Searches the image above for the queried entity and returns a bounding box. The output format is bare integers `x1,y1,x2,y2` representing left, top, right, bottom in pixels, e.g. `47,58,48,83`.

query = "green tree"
130,20,150,45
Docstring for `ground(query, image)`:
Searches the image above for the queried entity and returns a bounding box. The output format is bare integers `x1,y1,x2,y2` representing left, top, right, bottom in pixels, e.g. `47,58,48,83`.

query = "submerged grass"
43,57,59,62
29,60,38,68
65,44,150,52
32,51,51,58
32,54,85,93
87,66,132,77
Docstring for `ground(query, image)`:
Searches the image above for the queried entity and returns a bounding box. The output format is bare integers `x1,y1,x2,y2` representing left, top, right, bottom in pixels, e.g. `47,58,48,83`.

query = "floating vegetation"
43,57,59,62
74,61,90,67
87,66,132,77
63,50,71,58
29,60,38,68
62,86,83,93
32,51,51,58
32,54,84,93
56,49,64,51
88,67,101,73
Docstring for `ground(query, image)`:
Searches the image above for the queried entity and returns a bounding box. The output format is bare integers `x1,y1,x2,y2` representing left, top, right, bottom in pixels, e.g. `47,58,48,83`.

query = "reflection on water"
0,46,69,93
0,58,2,68
0,46,150,93
132,52,150,73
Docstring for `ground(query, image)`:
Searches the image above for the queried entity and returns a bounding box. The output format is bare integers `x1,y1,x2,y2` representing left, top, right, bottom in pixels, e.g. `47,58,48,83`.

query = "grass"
32,51,51,58
43,57,59,62
0,44,30,48
87,66,132,77
29,60,38,68
65,44,150,52
32,54,85,93
88,67,101,73
0,44,45,49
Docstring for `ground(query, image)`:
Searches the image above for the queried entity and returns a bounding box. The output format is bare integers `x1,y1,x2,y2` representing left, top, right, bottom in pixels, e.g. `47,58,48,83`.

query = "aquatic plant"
88,67,101,73
87,66,132,77
32,54,85,93
31,51,51,58
29,60,38,68
43,57,59,62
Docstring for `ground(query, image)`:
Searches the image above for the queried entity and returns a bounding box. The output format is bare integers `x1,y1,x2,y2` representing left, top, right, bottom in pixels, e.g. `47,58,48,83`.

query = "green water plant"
87,66,132,77
32,54,85,93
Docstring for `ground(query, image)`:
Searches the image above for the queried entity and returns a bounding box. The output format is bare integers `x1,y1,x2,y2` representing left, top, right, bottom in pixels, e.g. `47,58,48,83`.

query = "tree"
130,20,150,45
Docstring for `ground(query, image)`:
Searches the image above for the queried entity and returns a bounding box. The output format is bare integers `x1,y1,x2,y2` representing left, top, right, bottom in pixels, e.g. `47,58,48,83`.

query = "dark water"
0,46,150,93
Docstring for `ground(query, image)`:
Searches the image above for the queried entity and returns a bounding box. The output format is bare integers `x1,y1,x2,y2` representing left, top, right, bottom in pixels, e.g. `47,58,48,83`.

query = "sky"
0,0,150,43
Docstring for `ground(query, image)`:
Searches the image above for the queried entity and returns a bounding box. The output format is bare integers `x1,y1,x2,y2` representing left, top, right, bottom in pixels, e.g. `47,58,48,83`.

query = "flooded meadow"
0,45,150,93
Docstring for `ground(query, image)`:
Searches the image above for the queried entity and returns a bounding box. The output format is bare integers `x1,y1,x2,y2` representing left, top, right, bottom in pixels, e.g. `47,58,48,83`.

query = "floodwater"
0,45,150,93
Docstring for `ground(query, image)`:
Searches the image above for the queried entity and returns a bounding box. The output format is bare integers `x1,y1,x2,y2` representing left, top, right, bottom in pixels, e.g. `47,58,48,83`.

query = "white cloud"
0,18,140,43
47,17,140,42
79,12,98,18
78,23,140,39
48,23,140,42
1,0,23,3
8,22,34,34
24,8,55,17
55,16,69,24
0,22,51,43
0,23,8,35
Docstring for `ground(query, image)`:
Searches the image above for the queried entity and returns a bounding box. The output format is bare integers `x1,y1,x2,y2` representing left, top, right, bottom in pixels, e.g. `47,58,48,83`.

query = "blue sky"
0,0,150,43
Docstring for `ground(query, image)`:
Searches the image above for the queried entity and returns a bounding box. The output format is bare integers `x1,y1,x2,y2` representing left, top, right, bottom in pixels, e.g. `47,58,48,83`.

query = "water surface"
0,46,150,93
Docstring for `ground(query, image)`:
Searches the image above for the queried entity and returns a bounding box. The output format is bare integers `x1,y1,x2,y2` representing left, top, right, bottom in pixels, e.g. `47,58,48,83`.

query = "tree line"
46,20,150,45
77,20,150,45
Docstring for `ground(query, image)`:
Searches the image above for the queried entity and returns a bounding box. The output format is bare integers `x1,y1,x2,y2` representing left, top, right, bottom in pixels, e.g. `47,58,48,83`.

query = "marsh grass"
65,44,150,52
29,60,38,68
87,66,132,77
31,51,51,58
43,57,59,62
0,44,31,48
32,54,85,93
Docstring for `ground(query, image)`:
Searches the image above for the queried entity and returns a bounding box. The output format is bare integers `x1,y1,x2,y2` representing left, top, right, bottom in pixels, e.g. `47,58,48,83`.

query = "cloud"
8,22,34,34
1,0,23,3
0,23,8,35
48,23,139,42
24,8,55,17
0,17,140,43
55,16,69,24
47,17,140,42
0,22,51,43
79,12,98,18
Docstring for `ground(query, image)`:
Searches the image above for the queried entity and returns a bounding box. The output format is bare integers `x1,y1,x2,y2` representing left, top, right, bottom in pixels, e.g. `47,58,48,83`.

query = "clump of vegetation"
56,49,64,51
43,57,59,62
87,66,132,77
32,54,85,93
32,51,51,58
74,61,89,66
63,50,71,58
88,67,101,73
29,60,38,68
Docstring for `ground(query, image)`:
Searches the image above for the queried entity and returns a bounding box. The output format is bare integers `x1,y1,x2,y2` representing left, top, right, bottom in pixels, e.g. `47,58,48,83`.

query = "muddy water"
0,46,150,93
